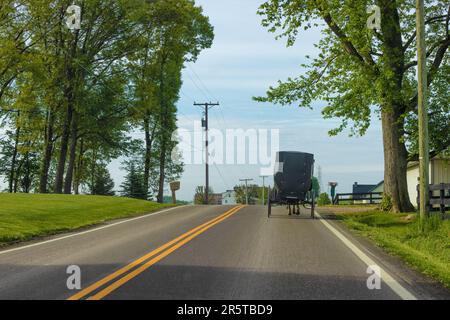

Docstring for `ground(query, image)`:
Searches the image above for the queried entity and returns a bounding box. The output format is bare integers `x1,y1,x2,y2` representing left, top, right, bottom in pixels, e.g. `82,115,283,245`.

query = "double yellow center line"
68,205,244,300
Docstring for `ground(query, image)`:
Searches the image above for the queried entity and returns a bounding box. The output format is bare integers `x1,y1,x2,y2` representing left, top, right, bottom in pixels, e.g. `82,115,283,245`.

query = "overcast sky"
1,0,385,200
111,0,385,201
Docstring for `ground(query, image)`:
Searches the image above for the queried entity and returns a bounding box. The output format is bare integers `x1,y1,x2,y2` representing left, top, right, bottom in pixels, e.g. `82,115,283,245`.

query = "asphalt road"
0,204,448,300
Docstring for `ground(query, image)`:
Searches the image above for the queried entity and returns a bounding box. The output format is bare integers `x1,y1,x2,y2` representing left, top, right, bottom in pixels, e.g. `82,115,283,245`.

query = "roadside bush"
379,194,393,212
317,192,331,206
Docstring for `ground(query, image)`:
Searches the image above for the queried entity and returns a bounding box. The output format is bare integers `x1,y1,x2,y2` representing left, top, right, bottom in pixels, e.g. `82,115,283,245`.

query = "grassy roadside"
0,193,175,246
326,207,450,289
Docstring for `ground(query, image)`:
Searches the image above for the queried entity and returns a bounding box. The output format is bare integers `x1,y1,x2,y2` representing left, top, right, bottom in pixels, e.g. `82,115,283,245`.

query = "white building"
363,154,449,208
222,190,237,205
407,155,450,207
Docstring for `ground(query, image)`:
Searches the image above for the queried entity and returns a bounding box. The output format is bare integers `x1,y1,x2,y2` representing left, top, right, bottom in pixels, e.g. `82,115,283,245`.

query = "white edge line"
315,211,417,300
0,206,186,256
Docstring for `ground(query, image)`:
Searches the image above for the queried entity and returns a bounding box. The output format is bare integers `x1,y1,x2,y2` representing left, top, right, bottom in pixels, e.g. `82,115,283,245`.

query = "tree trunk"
55,29,79,194
8,122,20,193
378,1,415,213
54,103,73,193
143,116,151,195
143,115,157,197
156,55,168,204
90,149,97,195
381,107,415,213
73,139,84,195
157,119,168,203
22,151,32,193
141,44,152,198
64,113,78,194
39,106,55,193
157,147,166,203
13,159,22,193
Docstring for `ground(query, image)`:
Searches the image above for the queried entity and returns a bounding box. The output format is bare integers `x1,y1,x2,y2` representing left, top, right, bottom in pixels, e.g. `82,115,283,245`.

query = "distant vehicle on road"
268,151,315,218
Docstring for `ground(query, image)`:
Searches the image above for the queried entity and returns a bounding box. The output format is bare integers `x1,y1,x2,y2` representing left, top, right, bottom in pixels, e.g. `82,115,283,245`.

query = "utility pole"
194,102,219,205
239,178,253,205
260,176,268,205
416,0,430,221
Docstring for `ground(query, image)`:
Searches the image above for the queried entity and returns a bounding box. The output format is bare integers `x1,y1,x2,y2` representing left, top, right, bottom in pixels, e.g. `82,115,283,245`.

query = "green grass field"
335,209,450,289
0,193,174,245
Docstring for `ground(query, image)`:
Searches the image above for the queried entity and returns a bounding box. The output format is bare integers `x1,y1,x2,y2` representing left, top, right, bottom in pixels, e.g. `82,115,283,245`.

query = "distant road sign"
170,181,180,192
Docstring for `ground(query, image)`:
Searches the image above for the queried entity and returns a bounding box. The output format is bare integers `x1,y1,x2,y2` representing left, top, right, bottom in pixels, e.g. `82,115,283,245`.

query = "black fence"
333,192,383,205
417,183,450,215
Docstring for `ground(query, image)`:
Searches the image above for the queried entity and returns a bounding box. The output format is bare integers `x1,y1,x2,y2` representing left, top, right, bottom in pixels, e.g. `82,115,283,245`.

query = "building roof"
353,182,378,194
369,180,384,192
372,180,384,189
222,190,235,195
407,152,450,168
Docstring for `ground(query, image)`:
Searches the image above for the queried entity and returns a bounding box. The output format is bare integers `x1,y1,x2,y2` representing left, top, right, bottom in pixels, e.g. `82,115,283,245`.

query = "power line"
177,109,197,126
180,88,194,102
187,64,218,101
185,72,210,101
71,57,211,171
185,65,254,192
213,162,231,191
186,64,228,130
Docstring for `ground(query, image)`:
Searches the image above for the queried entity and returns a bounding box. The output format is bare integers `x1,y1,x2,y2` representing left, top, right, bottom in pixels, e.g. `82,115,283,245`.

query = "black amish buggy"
268,151,316,218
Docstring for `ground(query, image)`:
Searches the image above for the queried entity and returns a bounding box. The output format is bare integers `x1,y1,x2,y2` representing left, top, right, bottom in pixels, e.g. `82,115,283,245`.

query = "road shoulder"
0,205,185,255
316,207,450,300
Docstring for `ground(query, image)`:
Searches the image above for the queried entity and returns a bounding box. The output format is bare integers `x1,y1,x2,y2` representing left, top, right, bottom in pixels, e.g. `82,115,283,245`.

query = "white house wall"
407,159,450,208
407,165,420,208
432,159,450,184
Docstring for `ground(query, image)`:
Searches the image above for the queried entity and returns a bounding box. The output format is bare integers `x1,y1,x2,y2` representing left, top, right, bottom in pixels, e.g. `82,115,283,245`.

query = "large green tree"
0,0,137,194
255,0,449,212
127,0,213,203
0,0,213,198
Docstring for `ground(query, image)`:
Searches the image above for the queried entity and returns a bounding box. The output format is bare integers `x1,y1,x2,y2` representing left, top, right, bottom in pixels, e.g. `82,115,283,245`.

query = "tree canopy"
255,0,449,212
0,0,213,200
